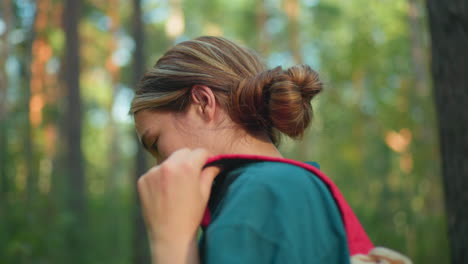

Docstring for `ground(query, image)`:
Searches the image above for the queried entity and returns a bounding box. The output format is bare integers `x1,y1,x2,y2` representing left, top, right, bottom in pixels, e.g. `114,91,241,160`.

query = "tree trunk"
105,0,121,194
0,0,12,200
408,0,430,97
27,0,53,202
62,0,86,262
132,0,151,263
0,0,11,120
426,1,468,263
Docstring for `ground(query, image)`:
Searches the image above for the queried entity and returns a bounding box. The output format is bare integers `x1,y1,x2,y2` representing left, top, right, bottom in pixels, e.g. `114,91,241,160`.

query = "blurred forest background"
0,0,454,263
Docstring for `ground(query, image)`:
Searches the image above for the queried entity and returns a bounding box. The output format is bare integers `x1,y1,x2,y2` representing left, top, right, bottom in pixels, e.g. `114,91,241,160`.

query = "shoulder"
227,161,328,200
211,160,339,226
202,161,350,262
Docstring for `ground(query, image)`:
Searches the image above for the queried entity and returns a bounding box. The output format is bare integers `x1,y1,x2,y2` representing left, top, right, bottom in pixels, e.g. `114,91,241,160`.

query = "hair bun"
230,64,322,142
268,64,323,138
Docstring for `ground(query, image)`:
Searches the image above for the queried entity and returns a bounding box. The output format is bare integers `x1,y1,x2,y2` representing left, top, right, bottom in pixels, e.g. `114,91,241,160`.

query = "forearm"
150,237,200,264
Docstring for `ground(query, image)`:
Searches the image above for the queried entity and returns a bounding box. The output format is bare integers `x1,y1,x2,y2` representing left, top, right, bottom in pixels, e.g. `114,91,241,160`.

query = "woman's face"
134,109,205,162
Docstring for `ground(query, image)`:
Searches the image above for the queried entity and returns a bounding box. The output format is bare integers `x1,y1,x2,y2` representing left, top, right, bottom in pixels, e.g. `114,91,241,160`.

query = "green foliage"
1,0,448,263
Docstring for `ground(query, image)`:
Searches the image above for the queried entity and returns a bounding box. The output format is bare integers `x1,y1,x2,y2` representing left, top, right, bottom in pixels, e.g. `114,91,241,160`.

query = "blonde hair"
130,36,322,144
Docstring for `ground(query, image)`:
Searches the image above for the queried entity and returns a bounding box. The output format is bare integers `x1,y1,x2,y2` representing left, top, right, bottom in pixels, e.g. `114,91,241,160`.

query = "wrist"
151,236,199,264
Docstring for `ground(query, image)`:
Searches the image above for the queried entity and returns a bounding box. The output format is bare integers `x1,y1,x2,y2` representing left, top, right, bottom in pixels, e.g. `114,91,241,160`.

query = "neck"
213,130,283,158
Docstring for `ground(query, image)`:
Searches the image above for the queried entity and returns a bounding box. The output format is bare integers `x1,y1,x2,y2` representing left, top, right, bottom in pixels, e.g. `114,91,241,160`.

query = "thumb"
200,166,221,198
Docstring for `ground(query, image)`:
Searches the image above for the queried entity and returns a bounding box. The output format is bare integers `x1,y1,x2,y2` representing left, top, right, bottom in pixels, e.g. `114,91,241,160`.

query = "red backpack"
201,154,411,264
201,154,373,255
201,154,412,263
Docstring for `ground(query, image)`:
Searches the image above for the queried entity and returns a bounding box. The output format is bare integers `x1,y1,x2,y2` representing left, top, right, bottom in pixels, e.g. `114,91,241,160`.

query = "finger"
187,148,211,169
167,148,191,163
159,148,191,176
200,166,221,197
145,164,161,178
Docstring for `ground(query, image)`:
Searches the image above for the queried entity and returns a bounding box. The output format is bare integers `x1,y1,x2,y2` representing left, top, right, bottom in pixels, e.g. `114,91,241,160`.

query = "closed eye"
151,140,159,153
140,132,159,157
148,137,159,157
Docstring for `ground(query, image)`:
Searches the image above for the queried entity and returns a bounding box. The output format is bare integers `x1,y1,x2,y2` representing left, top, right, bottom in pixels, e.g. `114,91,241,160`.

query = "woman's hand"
137,148,220,263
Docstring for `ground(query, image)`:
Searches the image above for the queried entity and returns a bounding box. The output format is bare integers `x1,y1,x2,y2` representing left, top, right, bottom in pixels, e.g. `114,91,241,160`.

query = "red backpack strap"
202,154,374,255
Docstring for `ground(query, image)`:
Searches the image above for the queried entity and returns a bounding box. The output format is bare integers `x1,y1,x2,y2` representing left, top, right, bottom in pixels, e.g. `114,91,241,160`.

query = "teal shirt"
198,161,350,263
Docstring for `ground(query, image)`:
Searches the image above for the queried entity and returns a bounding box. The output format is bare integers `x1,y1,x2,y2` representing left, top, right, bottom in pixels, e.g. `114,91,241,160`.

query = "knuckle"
160,162,175,175
142,166,158,179
180,161,195,172
137,176,146,189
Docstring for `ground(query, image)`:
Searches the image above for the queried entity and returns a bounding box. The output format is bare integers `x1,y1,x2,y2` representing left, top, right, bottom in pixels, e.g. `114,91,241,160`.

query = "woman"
131,36,370,264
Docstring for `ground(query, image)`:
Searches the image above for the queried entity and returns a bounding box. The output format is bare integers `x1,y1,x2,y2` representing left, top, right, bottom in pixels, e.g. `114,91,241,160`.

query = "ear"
191,85,217,121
